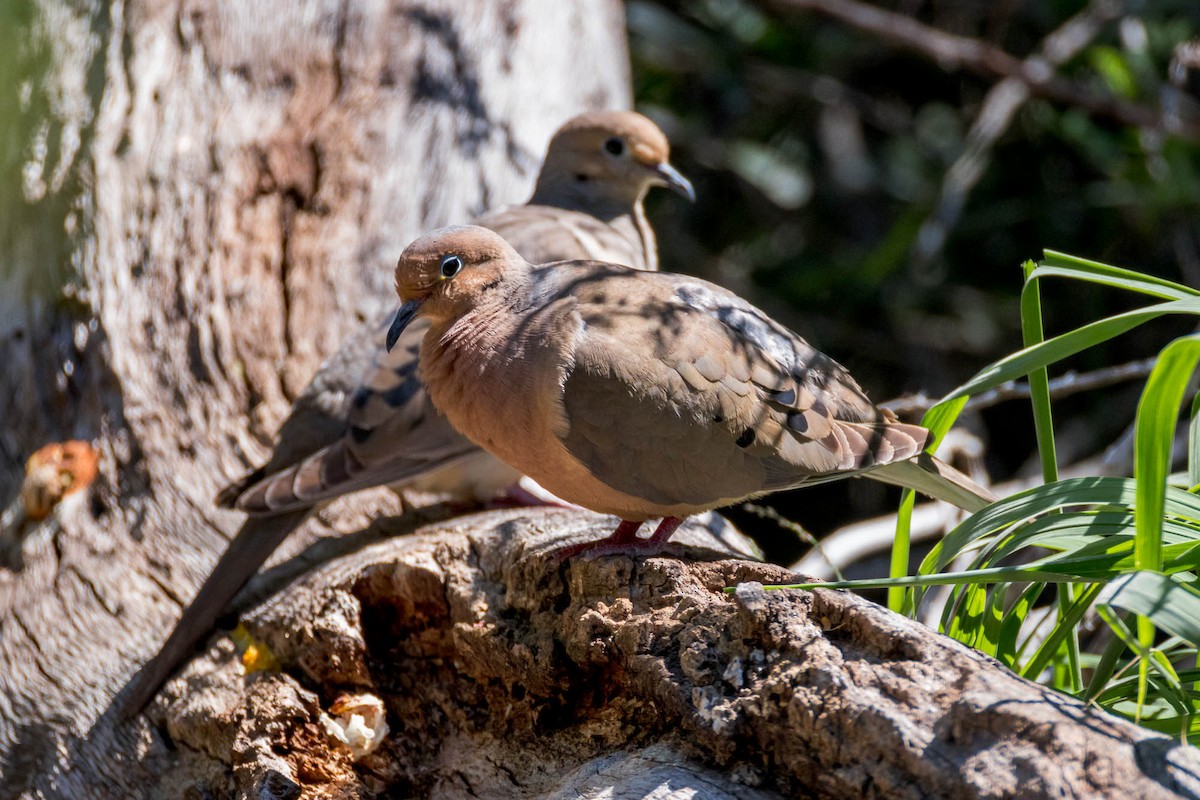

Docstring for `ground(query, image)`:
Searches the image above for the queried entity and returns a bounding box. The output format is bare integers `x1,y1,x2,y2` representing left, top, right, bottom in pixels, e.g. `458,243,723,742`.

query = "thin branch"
913,0,1124,265
742,501,845,581
743,62,915,135
758,0,1200,140
881,356,1158,417
791,500,963,580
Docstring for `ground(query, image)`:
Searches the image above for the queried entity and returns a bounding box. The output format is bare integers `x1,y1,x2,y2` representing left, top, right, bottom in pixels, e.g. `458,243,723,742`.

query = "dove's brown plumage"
232,110,691,514
119,111,693,717
387,226,995,556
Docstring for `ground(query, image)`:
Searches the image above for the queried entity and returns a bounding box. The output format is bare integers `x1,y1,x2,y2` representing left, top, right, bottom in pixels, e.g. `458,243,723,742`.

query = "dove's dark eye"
439,255,463,279
603,137,625,156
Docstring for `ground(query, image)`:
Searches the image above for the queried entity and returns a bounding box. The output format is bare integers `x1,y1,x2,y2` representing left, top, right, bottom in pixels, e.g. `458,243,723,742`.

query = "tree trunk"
0,1,629,797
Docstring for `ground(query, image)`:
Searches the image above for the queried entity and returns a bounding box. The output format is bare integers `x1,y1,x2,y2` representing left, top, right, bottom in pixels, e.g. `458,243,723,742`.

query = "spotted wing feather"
558,267,930,508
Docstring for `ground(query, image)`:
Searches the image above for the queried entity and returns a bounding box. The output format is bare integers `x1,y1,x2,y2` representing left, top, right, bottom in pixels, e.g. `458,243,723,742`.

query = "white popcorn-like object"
320,693,390,760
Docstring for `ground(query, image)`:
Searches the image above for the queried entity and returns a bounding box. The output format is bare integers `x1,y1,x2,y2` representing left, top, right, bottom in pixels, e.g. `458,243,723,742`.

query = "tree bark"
0,1,629,797
152,508,1200,799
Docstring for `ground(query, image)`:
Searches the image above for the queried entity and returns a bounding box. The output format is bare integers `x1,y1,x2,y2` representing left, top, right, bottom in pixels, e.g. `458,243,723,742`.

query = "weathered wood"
153,507,1200,799
0,1,629,796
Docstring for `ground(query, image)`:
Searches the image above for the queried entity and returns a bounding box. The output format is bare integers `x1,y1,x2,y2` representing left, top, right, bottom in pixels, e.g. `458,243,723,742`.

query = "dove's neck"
529,178,657,269
420,271,576,469
425,273,542,373
627,202,658,270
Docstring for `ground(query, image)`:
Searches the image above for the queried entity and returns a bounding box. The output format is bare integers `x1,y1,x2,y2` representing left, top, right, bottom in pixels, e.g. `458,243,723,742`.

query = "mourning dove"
227,110,693,514
385,226,996,558
120,111,694,716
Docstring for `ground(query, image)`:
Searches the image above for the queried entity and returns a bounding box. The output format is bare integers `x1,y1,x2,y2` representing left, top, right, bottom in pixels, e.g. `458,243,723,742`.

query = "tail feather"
867,452,995,513
117,509,311,718
234,441,480,515
232,442,367,514
214,465,267,509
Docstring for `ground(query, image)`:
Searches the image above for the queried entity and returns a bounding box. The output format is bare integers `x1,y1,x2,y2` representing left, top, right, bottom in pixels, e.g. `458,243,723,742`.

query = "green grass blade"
921,477,1136,576
1019,583,1104,681
1134,335,1200,571
768,566,1093,592
922,477,1200,579
1001,582,1046,666
1021,260,1059,485
1029,266,1197,301
863,254,1200,732
1132,335,1200,715
944,297,1200,403
920,395,970,445
1098,571,1200,646
1022,259,1078,693
888,488,917,614
1084,629,1130,703
890,396,969,614
1190,394,1200,491
1040,250,1200,300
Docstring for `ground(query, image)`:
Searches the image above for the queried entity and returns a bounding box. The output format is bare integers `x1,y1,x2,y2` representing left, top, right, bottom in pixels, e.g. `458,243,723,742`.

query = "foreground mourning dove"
385,226,996,558
120,111,694,715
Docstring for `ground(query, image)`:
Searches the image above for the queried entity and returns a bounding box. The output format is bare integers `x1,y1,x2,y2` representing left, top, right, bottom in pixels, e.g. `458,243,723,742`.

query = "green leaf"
888,487,918,614
1137,335,1200,572
889,393,969,613
1038,251,1199,300
1089,46,1138,98
1098,571,1200,646
1022,260,1058,484
1020,584,1103,680
1189,393,1200,491
946,298,1200,403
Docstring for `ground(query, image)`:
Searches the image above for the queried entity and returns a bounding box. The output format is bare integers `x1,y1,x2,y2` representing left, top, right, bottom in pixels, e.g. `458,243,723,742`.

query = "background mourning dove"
120,111,694,715
385,226,996,558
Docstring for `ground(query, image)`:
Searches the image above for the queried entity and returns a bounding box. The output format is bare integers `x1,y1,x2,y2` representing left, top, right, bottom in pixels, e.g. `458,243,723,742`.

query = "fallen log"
139,507,1200,799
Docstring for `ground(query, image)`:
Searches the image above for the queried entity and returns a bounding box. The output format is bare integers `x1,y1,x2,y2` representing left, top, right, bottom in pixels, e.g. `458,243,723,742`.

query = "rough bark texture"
0,1,629,797
148,507,1200,799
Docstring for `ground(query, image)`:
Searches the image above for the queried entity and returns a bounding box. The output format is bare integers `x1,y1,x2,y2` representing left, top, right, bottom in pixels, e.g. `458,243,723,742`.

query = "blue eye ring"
439,254,463,279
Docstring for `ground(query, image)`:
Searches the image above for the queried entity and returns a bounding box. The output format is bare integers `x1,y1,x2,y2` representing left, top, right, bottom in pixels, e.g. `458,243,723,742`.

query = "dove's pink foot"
555,516,684,561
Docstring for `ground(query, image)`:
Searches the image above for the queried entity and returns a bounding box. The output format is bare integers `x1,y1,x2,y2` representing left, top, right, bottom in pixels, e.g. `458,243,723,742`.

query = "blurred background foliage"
627,0,1200,563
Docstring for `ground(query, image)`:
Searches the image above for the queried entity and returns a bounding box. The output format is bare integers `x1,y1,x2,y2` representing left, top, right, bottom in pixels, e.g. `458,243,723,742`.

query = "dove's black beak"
655,162,695,203
386,299,424,352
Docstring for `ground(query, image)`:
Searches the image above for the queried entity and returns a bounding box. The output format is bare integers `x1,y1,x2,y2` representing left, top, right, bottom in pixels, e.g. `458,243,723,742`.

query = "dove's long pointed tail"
118,508,311,718
867,452,995,513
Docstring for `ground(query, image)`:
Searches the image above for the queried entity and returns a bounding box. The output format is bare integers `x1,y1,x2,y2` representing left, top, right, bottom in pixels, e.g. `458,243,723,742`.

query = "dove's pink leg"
647,516,684,543
556,516,685,560
608,519,647,544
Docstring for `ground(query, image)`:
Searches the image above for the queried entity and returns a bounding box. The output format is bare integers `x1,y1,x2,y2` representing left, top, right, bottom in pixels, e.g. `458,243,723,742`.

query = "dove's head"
388,226,524,350
534,110,694,207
